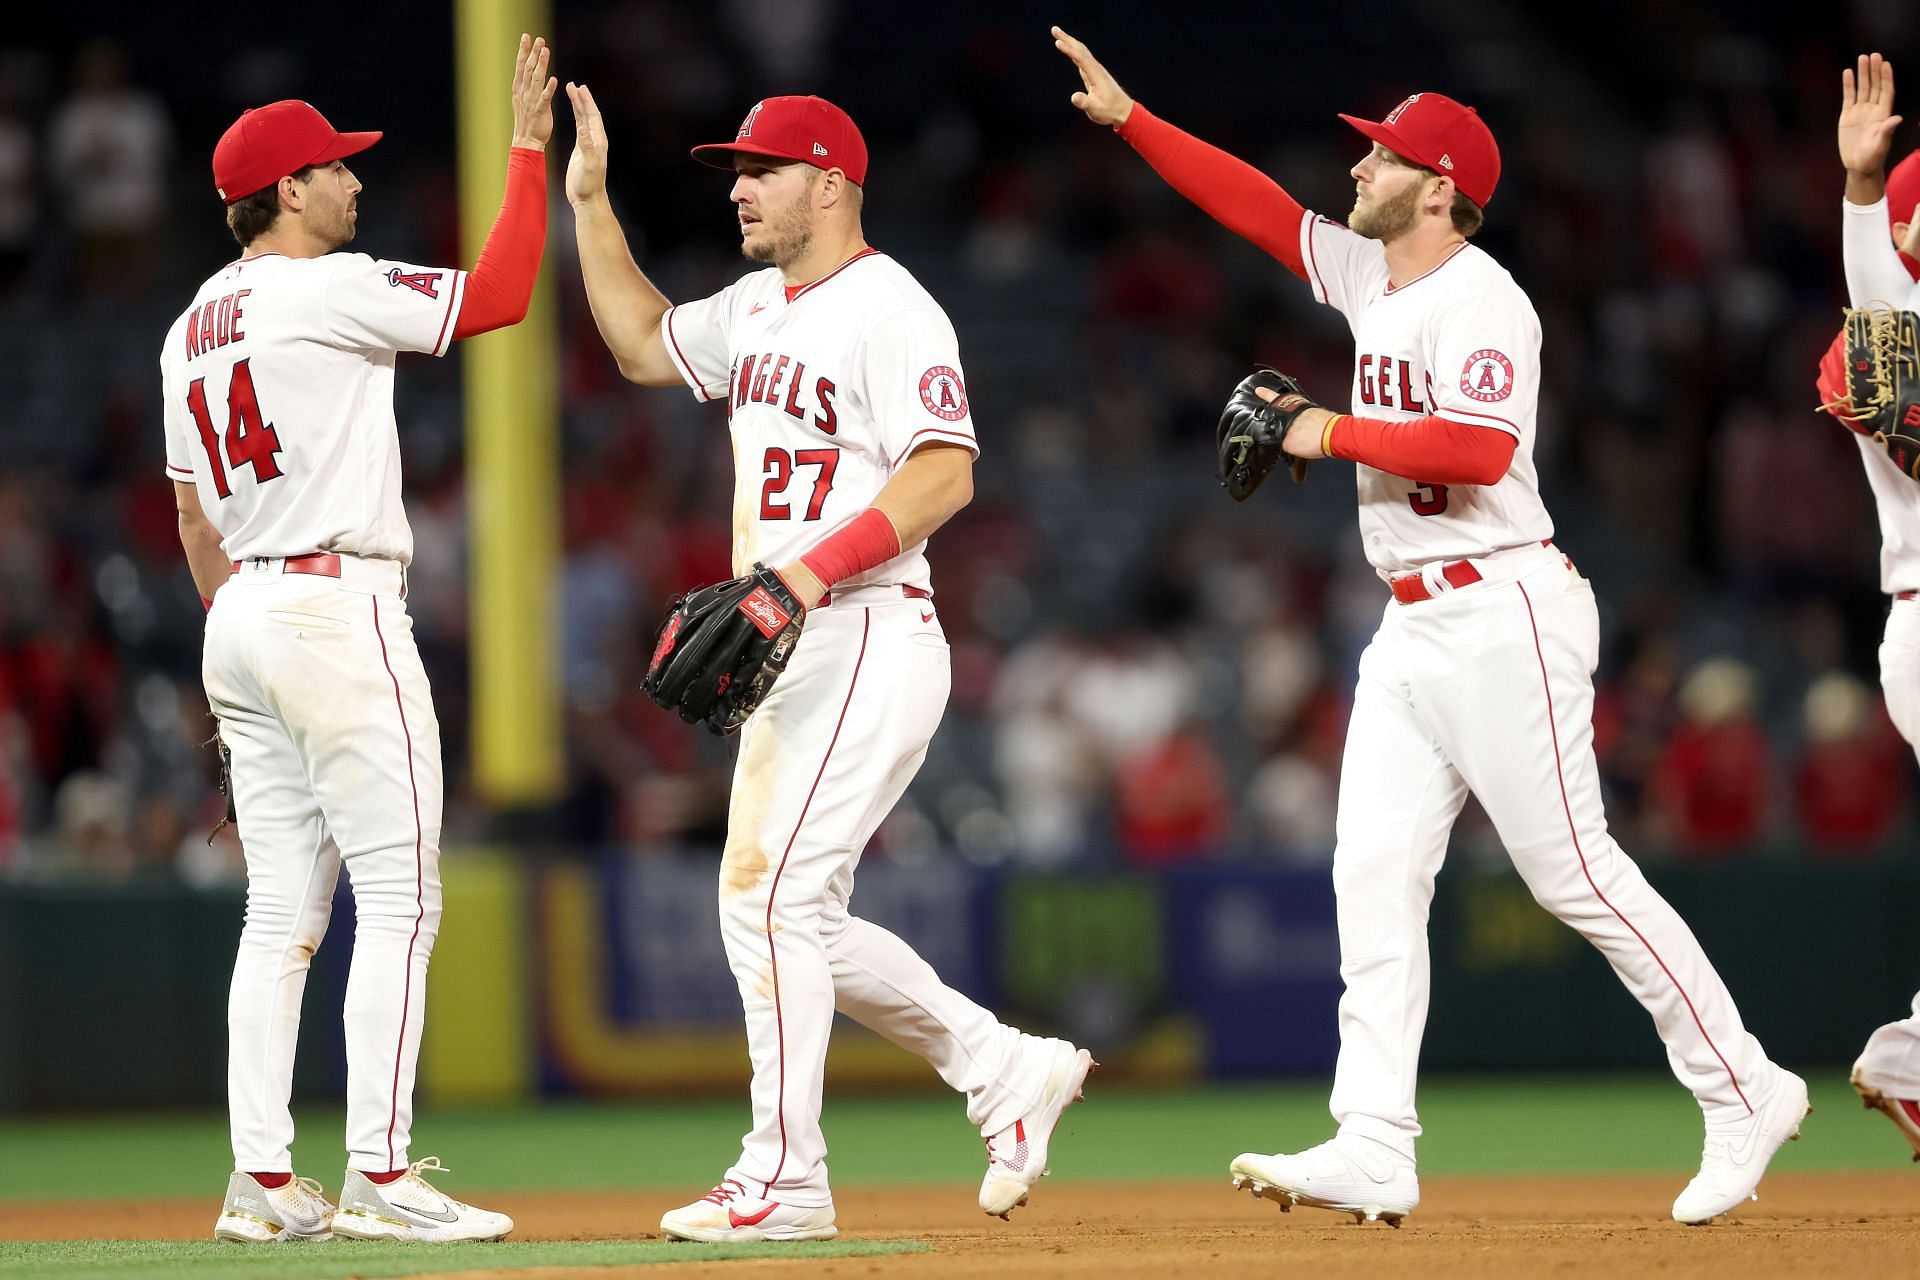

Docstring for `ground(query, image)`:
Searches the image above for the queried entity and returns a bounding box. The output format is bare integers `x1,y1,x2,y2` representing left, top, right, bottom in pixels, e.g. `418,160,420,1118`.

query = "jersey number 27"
187,358,284,499
761,446,839,520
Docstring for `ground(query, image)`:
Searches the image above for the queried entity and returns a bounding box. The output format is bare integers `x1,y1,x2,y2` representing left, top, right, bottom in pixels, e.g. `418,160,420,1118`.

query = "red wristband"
800,508,902,588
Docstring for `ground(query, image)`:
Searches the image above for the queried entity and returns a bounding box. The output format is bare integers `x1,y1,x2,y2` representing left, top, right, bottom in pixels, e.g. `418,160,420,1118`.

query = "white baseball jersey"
1841,197,1920,595
1848,436,1920,595
659,249,978,590
1300,215,1554,574
160,251,468,566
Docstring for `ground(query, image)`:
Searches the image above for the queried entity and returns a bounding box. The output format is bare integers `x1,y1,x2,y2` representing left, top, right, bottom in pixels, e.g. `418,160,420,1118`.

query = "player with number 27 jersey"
161,252,464,565
662,249,977,592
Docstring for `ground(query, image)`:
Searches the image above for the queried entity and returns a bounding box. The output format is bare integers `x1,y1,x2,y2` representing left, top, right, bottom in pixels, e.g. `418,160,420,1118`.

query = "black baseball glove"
643,563,806,735
1826,306,1920,477
1217,367,1319,501
202,713,236,845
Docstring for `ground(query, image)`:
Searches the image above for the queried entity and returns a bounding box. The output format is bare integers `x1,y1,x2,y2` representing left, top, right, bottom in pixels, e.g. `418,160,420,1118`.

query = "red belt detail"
1899,591,1918,602
819,583,932,607
230,553,343,578
1390,560,1481,605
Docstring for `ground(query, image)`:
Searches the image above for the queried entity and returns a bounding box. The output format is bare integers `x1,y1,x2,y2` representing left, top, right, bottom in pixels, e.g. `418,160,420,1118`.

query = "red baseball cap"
1339,92,1501,208
212,100,381,204
691,96,868,186
1887,151,1920,282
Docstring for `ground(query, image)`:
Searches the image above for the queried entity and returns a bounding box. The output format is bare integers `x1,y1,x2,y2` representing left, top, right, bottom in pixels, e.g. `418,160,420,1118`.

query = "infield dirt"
5,1172,1917,1278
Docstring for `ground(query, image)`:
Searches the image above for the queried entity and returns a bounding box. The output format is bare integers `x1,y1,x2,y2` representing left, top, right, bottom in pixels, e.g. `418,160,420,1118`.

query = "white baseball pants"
1327,545,1774,1159
203,559,442,1175
1860,598,1920,1092
717,593,1057,1207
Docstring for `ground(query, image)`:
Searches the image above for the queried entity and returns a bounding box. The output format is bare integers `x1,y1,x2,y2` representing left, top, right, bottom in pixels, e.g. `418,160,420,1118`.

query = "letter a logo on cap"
738,101,765,139
1385,93,1422,125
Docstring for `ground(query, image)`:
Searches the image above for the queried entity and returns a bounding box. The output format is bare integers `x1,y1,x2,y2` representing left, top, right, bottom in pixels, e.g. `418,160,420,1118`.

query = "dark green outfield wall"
0,859,1912,1111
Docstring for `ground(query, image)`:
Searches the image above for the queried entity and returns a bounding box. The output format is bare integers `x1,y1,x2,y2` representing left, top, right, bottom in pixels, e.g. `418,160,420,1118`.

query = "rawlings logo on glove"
642,563,806,734
1820,306,1920,478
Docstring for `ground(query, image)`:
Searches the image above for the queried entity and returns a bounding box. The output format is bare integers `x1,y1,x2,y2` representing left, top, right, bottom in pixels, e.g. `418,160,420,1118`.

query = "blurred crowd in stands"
1,2,1916,881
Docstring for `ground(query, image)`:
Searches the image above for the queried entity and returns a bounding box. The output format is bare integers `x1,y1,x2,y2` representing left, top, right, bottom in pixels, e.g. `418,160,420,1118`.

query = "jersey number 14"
187,358,284,499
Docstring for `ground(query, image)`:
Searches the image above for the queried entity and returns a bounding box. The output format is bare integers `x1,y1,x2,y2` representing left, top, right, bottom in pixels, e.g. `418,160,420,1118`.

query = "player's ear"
277,173,304,216
1428,173,1454,215
817,167,846,211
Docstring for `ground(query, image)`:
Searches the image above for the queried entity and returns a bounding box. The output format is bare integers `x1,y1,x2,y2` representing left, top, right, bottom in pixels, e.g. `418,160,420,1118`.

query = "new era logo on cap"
813,142,828,156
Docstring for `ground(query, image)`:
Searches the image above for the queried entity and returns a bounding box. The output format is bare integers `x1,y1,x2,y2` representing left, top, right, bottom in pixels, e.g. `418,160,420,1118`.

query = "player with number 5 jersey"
1054,26,1801,1227
162,36,555,1246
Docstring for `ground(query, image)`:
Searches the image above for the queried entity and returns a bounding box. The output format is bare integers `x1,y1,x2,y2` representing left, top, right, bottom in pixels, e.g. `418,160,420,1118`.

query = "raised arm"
1839,53,1918,307
452,34,556,341
565,82,682,386
1841,52,1902,207
1052,26,1308,278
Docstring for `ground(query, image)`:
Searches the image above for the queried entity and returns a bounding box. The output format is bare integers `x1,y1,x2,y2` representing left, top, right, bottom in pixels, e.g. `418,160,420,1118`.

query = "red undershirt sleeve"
451,146,547,340
1329,413,1517,486
1115,104,1308,280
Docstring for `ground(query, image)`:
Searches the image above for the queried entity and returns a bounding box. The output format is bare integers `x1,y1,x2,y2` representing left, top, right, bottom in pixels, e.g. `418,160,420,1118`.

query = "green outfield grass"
0,1071,1904,1203
0,1239,925,1279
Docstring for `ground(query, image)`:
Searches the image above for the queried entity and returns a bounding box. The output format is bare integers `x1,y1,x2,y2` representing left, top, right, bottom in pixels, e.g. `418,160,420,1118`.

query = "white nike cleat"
212,1171,335,1243
1672,1070,1811,1225
1230,1136,1419,1226
979,1039,1096,1219
331,1156,513,1242
1850,1059,1920,1161
659,1179,837,1242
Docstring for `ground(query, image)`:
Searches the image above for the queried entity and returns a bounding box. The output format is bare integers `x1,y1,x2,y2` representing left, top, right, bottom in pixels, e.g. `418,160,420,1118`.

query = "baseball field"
0,1071,1915,1279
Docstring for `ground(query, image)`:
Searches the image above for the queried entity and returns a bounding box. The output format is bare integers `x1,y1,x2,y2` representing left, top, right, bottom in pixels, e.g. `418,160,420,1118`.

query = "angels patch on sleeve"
919,366,968,421
1460,348,1514,403
384,267,444,299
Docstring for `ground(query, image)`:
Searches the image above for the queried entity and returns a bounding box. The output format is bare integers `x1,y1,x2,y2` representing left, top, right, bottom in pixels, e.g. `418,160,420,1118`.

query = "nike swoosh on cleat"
998,1120,1030,1173
728,1203,778,1228
393,1201,463,1224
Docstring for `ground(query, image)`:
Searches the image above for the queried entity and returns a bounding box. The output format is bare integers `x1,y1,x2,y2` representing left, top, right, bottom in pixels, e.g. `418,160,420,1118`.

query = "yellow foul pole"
455,0,562,805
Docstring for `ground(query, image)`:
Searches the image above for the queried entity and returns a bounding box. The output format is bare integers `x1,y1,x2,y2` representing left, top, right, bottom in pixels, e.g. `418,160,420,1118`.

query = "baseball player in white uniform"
1056,28,1804,1225
563,86,1092,1242
166,37,555,1244
1832,52,1920,1161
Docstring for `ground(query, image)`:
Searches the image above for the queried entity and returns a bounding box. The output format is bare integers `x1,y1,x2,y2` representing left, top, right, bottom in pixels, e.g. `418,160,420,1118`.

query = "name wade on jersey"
730,351,838,435
184,289,252,360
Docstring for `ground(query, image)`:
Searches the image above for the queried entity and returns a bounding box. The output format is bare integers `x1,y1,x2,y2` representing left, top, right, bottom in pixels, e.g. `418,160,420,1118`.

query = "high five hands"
564,82,607,208
510,35,558,152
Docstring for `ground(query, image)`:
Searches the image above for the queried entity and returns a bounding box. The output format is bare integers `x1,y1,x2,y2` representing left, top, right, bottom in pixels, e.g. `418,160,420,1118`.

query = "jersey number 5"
1409,483,1449,517
186,358,284,499
760,447,839,521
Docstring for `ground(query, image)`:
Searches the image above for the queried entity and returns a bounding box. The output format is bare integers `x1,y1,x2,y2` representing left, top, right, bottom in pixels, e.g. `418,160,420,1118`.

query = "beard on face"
1349,178,1423,241
304,183,356,251
741,179,816,268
